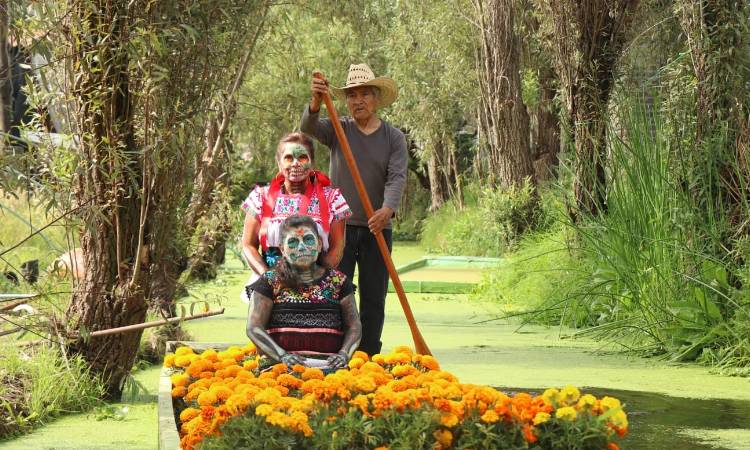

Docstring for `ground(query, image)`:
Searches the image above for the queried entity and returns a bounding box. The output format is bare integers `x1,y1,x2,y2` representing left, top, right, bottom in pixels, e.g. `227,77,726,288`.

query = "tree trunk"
0,1,11,140
473,0,536,190
679,0,750,249
533,64,560,181
539,0,639,218
65,0,148,399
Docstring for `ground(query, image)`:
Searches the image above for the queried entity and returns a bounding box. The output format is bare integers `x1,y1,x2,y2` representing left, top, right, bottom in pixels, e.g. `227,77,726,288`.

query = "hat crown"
345,64,376,87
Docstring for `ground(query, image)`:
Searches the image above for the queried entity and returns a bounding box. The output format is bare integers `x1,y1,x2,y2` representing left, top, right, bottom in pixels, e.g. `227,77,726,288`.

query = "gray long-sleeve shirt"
300,105,407,229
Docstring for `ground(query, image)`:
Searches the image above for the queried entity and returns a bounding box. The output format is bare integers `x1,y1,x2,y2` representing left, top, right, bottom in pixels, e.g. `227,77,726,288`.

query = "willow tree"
65,0,149,398
537,0,640,217
473,0,536,191
63,0,270,397
678,0,750,238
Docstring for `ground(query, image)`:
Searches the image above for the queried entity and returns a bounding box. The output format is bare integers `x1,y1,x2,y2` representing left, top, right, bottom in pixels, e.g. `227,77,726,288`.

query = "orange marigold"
433,429,453,448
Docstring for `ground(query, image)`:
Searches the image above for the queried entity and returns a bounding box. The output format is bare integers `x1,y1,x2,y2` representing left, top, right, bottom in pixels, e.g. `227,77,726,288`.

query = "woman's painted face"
278,143,312,183
281,225,321,269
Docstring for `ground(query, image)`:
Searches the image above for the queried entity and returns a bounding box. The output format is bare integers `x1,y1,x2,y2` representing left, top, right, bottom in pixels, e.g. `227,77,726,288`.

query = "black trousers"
338,225,392,356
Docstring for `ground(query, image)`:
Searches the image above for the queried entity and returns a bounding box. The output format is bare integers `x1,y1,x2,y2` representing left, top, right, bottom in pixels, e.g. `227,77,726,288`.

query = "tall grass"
0,344,104,438
542,102,750,366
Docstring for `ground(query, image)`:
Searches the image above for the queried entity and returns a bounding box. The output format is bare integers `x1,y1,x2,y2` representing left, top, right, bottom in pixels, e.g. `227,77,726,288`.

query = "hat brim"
331,76,398,108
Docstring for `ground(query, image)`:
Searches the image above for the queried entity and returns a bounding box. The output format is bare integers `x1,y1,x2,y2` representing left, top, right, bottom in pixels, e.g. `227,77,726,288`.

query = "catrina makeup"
281,225,320,269
279,143,312,183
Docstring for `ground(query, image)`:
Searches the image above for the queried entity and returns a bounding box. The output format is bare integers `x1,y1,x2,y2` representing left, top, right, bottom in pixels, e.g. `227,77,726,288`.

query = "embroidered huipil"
241,185,351,252
249,268,354,355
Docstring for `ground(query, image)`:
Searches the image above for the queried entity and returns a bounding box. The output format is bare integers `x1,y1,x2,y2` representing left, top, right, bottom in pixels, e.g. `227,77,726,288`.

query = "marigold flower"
171,373,190,387
348,357,365,370
608,444,620,450
533,411,551,425
301,367,325,381
179,407,201,422
542,388,559,406
371,354,385,365
393,345,413,356
352,350,369,361
197,391,218,407
440,413,459,427
171,386,187,398
576,393,597,409
559,385,581,405
433,429,452,448
255,404,273,416
419,355,440,371
164,354,176,367
555,406,578,421
480,410,500,424
291,364,306,373
601,396,621,412
175,346,194,356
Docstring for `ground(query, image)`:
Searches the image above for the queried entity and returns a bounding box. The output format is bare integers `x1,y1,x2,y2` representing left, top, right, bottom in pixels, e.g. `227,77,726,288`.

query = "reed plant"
543,100,750,366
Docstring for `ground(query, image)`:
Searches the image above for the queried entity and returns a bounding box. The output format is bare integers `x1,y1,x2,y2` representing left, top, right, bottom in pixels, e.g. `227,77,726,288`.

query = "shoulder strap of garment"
259,173,285,251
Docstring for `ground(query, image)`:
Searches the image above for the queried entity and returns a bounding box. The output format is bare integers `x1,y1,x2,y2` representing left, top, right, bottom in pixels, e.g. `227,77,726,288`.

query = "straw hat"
331,63,398,108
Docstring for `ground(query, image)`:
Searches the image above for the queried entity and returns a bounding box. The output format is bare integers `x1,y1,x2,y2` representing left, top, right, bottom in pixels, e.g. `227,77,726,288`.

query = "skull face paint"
281,224,321,269
278,143,312,183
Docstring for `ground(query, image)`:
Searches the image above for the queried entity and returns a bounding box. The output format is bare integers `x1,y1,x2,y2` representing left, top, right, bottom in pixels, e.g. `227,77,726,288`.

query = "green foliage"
421,181,549,257
0,345,104,439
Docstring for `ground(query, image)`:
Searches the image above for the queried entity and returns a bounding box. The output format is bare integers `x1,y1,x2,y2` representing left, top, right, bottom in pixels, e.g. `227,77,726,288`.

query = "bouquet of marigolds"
165,344,628,449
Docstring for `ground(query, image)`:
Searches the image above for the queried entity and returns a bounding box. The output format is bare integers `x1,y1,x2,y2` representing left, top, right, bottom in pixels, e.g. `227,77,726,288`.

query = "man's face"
278,143,312,183
345,86,378,122
281,224,321,269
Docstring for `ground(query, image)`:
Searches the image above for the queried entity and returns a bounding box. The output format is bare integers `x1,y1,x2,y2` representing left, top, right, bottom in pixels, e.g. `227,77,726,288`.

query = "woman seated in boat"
239,132,351,303
246,215,361,369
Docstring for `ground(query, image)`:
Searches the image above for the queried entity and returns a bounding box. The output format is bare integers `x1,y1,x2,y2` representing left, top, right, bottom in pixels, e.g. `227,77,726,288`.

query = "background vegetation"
0,0,749,439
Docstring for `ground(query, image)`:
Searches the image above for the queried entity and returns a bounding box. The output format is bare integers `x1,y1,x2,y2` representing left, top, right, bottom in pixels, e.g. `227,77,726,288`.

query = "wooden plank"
158,366,181,450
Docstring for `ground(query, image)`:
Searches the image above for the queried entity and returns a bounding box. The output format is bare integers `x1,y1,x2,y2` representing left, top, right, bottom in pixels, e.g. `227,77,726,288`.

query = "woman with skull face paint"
246,215,361,369
240,133,351,303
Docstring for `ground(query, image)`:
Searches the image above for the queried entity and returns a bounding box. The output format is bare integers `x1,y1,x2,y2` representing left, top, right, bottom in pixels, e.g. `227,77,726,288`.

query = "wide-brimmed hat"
331,63,398,108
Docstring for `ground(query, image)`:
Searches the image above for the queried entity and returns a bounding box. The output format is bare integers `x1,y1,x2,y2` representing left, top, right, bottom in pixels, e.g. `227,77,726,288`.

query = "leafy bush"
0,345,104,439
421,181,550,257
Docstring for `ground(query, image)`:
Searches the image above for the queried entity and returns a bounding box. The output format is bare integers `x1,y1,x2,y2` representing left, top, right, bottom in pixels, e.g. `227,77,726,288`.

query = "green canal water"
1,242,749,449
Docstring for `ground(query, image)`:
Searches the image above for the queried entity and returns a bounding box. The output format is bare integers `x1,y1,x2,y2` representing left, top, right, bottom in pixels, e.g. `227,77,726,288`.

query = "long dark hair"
276,215,322,289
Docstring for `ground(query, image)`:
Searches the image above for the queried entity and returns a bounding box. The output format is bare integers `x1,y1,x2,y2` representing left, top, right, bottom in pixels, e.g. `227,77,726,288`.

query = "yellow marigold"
360,361,385,373
371,354,385,365
201,349,218,362
420,355,440,371
533,412,551,425
600,396,621,412
393,345,414,356
291,364,306,373
301,368,325,381
171,386,187,398
174,355,193,368
184,386,206,402
542,388,560,406
555,406,578,421
373,447,389,450
348,357,365,370
480,410,500,424
433,429,453,448
354,377,377,393
559,385,580,405
175,346,193,356
210,385,233,401
179,407,201,423
164,354,176,367
243,359,259,371
277,373,303,390
242,342,257,354
390,364,416,377
254,387,282,404
255,404,273,416
440,413,459,427
352,350,369,361
171,373,190,387
609,410,628,429
576,394,597,409
197,391,218,407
